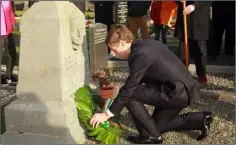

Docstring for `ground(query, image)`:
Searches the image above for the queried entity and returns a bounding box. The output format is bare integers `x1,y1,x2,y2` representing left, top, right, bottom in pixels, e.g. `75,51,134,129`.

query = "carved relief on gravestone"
114,1,128,25
62,2,90,97
67,3,85,50
88,23,108,73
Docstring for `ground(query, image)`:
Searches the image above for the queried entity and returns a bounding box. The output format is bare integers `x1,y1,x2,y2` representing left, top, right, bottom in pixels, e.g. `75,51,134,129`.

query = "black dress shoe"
197,111,213,141
128,135,163,144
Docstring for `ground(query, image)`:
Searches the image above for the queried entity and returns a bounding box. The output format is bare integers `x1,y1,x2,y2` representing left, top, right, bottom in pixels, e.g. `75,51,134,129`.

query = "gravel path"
109,68,235,92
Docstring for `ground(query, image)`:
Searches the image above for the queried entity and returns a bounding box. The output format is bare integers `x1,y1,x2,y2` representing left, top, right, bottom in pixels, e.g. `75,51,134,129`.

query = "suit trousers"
125,84,205,137
179,39,207,77
0,33,17,79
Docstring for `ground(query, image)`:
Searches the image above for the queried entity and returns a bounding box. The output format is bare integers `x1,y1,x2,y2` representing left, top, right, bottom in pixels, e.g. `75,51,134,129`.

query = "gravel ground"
1,67,235,144
0,86,16,106
85,67,235,144
85,98,235,144
109,67,235,92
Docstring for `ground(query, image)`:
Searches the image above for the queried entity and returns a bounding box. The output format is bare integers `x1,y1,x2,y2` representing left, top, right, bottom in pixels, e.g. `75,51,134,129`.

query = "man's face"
108,40,131,59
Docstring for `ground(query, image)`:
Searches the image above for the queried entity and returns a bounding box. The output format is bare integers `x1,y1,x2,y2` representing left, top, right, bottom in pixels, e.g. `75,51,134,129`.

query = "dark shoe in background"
11,75,18,82
198,76,207,84
1,75,11,85
1,75,17,85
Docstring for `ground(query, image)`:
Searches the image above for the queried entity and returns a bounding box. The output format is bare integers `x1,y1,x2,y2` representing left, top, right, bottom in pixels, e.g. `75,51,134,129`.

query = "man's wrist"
104,112,111,119
106,109,115,118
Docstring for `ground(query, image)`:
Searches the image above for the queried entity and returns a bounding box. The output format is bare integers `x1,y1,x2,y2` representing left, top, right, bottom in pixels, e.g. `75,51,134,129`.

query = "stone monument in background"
2,1,90,144
87,23,108,73
114,1,128,25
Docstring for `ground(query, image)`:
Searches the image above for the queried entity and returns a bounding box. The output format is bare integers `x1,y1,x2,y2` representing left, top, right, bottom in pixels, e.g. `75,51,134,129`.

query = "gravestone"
88,23,108,73
114,1,128,25
2,1,90,144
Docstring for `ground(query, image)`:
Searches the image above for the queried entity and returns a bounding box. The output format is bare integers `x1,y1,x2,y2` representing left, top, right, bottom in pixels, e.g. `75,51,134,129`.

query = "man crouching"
90,25,213,144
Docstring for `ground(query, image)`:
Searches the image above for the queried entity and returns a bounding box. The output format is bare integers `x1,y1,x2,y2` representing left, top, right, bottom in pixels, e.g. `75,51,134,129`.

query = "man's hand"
183,4,195,15
90,112,110,128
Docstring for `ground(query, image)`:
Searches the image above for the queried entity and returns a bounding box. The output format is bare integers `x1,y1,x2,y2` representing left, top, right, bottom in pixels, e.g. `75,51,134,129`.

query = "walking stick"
183,1,189,67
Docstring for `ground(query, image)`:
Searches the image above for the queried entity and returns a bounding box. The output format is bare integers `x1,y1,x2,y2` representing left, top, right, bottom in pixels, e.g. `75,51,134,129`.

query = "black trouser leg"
126,99,160,137
212,19,225,55
154,25,161,41
0,37,4,84
125,84,161,137
207,20,214,56
224,17,235,55
190,40,207,77
6,33,16,79
125,84,205,137
152,107,204,134
161,25,169,44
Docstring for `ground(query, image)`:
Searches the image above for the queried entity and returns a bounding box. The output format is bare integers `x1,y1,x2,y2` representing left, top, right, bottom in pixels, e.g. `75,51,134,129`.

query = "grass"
85,11,95,19
15,10,24,17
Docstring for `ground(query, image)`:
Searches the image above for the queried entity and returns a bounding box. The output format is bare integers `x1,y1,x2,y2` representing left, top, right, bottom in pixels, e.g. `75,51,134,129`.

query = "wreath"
74,86,122,144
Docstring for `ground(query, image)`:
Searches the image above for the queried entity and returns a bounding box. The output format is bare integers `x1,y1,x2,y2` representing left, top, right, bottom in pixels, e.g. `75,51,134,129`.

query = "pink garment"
1,1,16,36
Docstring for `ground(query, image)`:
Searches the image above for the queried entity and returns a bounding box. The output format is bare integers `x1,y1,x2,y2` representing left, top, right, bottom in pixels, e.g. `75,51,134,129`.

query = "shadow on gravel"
181,97,235,140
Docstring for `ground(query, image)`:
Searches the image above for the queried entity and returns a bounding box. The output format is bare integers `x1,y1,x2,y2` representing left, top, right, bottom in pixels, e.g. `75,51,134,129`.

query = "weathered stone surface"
3,1,90,144
1,131,68,144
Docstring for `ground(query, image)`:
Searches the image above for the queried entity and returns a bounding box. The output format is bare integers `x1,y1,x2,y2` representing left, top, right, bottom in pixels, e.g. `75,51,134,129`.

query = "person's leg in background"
6,33,17,82
224,13,235,55
28,1,38,8
207,19,215,60
127,16,139,38
1,36,11,84
207,6,215,61
212,11,225,57
154,25,162,41
190,39,208,84
161,25,169,44
0,37,5,84
138,15,150,39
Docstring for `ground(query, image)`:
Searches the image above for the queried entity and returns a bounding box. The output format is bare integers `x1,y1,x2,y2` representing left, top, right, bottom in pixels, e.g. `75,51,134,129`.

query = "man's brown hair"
105,24,134,46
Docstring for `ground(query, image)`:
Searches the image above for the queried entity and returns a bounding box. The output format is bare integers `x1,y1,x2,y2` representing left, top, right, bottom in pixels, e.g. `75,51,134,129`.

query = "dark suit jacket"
109,39,201,116
127,1,151,17
174,1,212,40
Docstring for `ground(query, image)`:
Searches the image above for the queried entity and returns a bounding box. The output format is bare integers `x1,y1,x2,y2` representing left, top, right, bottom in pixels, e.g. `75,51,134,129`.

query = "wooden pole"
183,2,189,67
